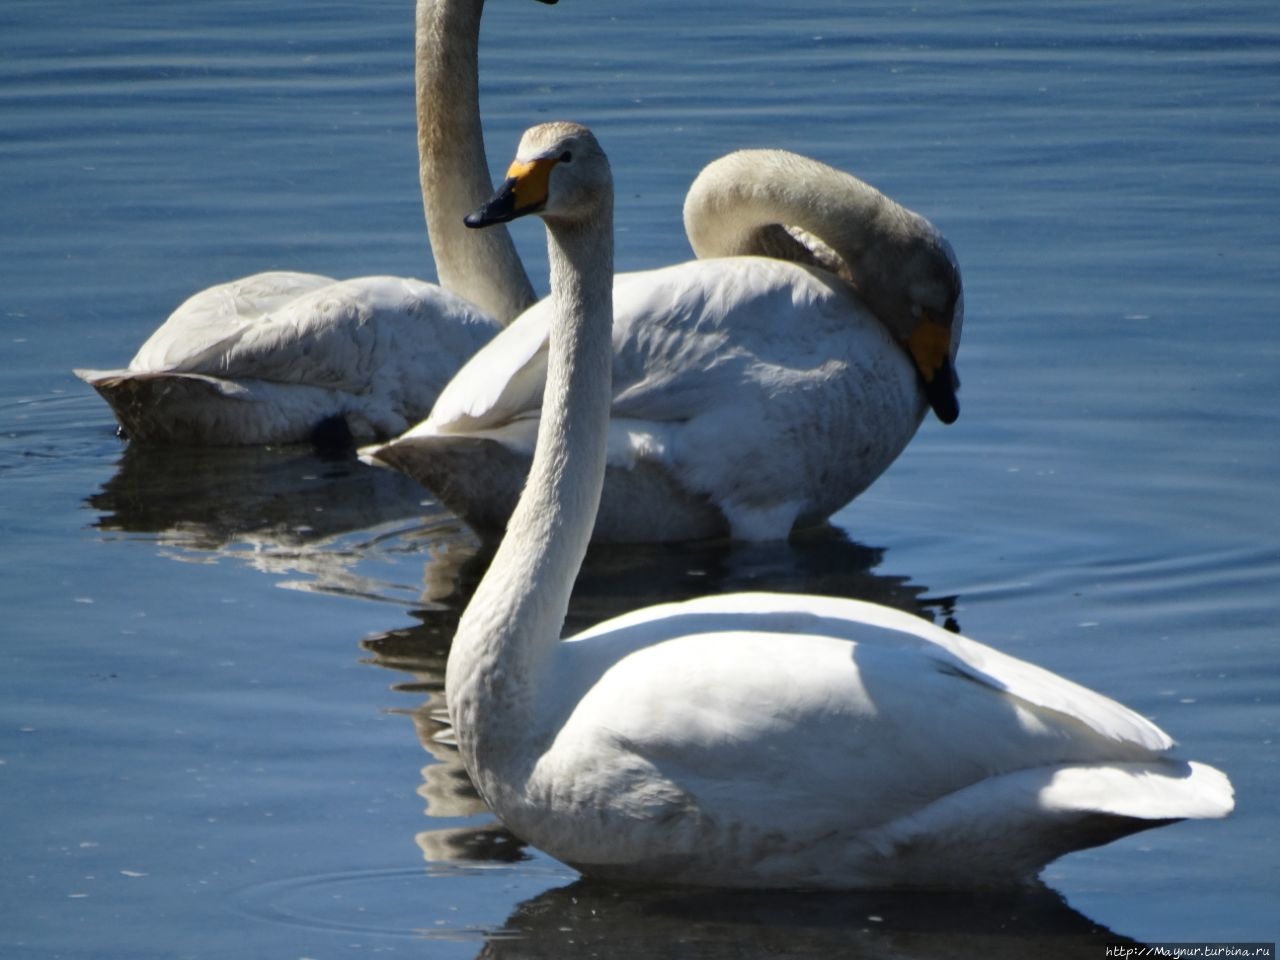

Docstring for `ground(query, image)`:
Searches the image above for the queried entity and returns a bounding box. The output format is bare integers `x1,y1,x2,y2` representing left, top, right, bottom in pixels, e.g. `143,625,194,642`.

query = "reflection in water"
476,879,1133,960
363,608,525,863
362,527,957,869
84,442,482,603
86,439,956,622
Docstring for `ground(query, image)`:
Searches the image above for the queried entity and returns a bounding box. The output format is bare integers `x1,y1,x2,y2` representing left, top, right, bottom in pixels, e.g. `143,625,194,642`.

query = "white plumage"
76,273,499,444
505,592,1230,887
444,121,1233,889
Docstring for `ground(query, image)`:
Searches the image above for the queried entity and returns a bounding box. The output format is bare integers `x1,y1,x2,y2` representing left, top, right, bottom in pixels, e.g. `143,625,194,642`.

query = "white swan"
74,0,549,446
364,141,964,541
446,121,1233,889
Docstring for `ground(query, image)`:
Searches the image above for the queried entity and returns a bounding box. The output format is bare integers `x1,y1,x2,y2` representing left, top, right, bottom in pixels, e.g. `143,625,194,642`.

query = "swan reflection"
85,443,482,603
472,879,1132,960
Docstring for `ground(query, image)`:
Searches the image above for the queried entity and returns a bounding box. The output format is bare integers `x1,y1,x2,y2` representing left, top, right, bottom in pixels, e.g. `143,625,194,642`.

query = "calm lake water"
3,0,1278,956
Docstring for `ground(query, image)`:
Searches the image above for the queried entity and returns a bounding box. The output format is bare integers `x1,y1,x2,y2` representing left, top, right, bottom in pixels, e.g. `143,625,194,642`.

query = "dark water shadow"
473,877,1134,959
567,523,955,634
83,442,479,602
374,521,957,632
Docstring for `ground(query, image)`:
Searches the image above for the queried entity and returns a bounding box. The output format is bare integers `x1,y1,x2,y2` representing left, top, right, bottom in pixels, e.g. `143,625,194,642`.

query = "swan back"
121,272,334,372
77,275,500,445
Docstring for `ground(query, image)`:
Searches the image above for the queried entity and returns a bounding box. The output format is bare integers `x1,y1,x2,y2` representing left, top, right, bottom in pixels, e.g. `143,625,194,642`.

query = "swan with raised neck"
443,121,1232,888
448,121,614,786
415,0,553,324
74,0,555,445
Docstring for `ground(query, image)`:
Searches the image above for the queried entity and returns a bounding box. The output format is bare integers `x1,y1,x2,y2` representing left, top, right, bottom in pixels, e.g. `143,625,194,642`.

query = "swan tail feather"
858,760,1233,887
79,370,372,446
363,435,528,537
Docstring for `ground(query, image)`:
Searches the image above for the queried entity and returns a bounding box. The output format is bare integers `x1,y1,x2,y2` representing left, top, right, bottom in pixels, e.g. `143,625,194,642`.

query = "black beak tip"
465,205,519,229
932,392,960,425
465,178,524,229
927,359,961,425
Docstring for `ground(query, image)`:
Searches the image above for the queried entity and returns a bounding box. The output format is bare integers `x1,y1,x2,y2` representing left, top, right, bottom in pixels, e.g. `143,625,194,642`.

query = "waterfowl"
365,143,963,542
444,121,1233,889
75,0,551,445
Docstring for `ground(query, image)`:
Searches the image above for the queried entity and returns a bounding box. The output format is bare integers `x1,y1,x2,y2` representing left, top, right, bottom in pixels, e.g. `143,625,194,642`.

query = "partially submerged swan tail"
74,370,379,446
858,760,1234,888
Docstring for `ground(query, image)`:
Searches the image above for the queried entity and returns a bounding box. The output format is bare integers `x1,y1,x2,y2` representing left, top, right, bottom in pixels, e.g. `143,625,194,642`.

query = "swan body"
365,148,963,542
76,273,499,445
447,122,1233,890
77,0,545,445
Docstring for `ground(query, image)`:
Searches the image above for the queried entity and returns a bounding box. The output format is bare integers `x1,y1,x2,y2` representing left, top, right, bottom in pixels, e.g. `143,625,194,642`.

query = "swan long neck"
682,150,961,348
446,200,615,787
415,0,536,323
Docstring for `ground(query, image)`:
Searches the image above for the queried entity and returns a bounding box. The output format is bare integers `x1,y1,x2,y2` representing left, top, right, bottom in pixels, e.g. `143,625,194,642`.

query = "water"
2,0,1277,955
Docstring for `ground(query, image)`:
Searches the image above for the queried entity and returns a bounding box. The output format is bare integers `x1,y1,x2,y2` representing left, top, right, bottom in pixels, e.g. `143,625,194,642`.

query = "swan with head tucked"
364,134,964,541
445,121,1232,889
74,0,551,446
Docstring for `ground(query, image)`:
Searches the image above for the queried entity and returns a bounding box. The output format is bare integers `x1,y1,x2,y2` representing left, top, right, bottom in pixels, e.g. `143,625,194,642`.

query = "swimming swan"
445,121,1233,889
364,138,964,541
74,0,551,446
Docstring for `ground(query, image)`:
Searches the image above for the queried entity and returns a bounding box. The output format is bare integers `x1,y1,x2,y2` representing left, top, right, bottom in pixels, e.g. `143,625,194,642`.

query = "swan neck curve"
446,195,615,787
416,0,536,323
682,150,960,347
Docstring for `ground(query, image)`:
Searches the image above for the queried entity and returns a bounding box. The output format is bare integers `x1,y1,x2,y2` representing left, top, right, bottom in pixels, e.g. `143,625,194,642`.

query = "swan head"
465,122,611,229
899,235,964,425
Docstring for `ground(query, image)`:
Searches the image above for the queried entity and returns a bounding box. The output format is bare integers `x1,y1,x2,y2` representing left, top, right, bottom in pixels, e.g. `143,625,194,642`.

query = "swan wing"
527,592,1220,879
529,591,1232,886
381,258,922,539
548,593,1177,819
78,274,500,444
129,276,497,390
570,592,1175,755
417,298,554,435
605,259,870,421
426,257,886,432
123,272,337,372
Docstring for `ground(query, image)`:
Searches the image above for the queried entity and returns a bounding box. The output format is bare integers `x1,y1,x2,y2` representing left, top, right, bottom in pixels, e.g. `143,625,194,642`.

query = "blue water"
2,1,1277,956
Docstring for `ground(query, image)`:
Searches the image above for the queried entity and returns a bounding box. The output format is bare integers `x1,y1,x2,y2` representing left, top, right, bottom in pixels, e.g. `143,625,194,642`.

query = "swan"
363,141,964,542
445,121,1233,889
74,0,550,446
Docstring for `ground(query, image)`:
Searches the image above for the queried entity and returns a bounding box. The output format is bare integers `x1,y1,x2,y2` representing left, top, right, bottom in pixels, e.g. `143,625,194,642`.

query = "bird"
363,136,964,542
443,120,1233,889
74,0,554,446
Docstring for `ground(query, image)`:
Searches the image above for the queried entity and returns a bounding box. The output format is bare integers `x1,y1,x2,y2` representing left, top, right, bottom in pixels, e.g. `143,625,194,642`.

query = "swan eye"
559,151,573,164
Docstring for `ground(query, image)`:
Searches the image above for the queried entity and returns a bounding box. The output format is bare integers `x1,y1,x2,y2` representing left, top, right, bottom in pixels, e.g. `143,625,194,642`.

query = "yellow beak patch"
907,311,953,386
504,157,558,212
907,309,960,424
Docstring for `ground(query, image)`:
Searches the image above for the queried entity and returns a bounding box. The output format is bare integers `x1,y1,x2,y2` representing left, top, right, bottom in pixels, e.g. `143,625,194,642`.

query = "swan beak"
907,310,960,424
464,157,558,228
